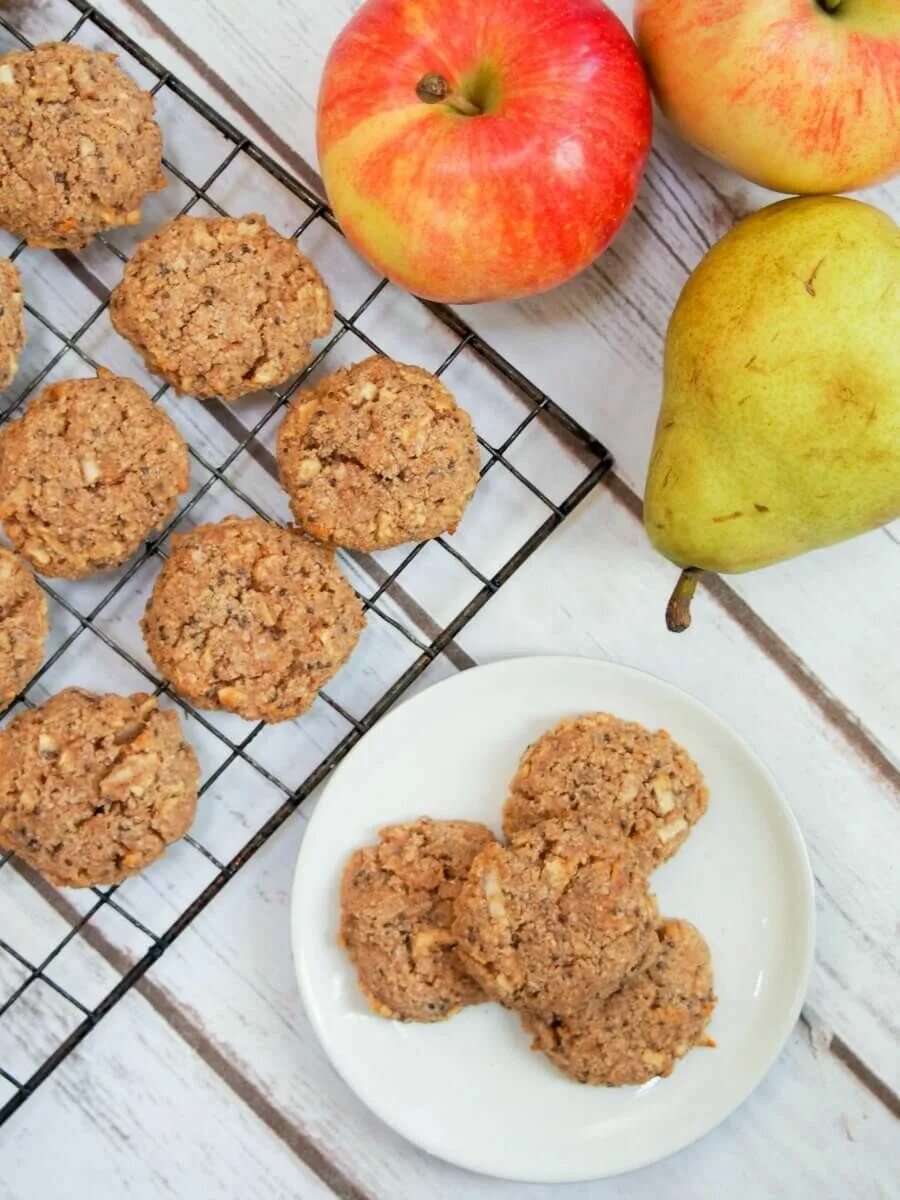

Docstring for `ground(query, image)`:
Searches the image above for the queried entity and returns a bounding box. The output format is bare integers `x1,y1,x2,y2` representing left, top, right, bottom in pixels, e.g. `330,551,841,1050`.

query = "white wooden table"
0,2,898,1197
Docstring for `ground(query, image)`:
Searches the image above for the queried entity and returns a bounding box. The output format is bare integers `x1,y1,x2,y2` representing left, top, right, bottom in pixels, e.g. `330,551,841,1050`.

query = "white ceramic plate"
291,657,814,1182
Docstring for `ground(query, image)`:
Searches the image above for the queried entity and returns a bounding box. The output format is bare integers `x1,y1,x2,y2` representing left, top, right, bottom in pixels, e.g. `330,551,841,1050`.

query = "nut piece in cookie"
110,214,333,401
0,688,199,887
340,817,497,1022
504,713,708,867
142,516,364,723
0,43,164,249
0,259,25,390
0,548,47,707
277,356,481,550
523,918,716,1085
453,818,658,1021
0,369,189,578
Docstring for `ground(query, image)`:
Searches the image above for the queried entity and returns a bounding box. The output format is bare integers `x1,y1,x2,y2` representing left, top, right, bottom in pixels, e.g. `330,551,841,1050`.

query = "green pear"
644,195,900,631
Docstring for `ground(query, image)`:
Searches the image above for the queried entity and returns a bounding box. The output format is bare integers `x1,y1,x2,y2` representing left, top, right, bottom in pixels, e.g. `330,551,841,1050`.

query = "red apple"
317,0,651,303
635,0,900,195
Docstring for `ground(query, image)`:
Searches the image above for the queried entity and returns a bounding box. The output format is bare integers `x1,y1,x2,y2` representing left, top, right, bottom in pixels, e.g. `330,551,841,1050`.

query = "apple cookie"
277,356,481,550
110,214,332,401
0,688,199,887
0,43,164,249
522,918,716,1085
0,548,47,708
453,818,658,1021
0,369,189,578
0,259,25,390
340,817,497,1022
142,516,364,722
503,713,708,868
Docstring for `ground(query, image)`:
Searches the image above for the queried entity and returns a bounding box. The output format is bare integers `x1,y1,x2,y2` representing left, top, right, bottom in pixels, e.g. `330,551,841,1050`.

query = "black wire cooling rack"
0,0,612,1122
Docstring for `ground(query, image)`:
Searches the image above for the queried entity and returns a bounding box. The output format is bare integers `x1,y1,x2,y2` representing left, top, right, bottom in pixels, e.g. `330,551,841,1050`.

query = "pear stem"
416,72,481,116
666,568,704,633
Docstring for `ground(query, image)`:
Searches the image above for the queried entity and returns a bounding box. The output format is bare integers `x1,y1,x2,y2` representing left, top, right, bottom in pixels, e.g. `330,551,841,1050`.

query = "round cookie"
110,214,332,401
452,818,658,1021
0,258,25,390
276,356,481,550
522,918,716,1085
0,548,47,708
0,43,164,250
142,516,364,722
504,713,708,867
340,817,497,1022
0,688,199,887
0,369,189,578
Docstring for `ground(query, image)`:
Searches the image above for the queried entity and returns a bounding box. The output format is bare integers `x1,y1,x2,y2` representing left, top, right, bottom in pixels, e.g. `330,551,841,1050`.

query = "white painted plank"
0,968,337,1200
78,0,900,758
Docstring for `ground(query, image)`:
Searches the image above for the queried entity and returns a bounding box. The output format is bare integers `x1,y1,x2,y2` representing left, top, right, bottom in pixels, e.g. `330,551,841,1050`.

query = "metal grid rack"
0,0,612,1123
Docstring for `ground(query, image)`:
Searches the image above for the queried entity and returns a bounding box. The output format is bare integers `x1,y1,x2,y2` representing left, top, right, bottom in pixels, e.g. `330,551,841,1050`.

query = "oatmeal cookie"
142,516,364,722
0,43,164,249
276,356,480,550
340,817,496,1022
0,548,47,707
0,258,25,390
523,918,716,1085
453,818,658,1021
0,369,189,578
0,688,199,887
110,214,332,401
504,713,708,867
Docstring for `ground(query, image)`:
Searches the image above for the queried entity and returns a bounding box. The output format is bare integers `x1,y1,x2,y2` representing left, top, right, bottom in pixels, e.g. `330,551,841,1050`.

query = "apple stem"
416,72,481,117
665,568,704,633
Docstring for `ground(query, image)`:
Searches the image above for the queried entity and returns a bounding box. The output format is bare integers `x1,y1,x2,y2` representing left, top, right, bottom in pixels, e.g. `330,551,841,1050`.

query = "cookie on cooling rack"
0,688,199,887
0,42,164,249
0,259,25,390
522,918,716,1085
341,817,497,1022
110,214,333,401
276,356,481,551
142,516,365,723
503,713,708,869
0,369,189,578
0,547,47,708
452,817,658,1021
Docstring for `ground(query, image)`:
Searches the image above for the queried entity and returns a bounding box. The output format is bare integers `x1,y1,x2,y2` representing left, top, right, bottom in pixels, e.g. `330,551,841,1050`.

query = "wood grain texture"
0,1,897,1197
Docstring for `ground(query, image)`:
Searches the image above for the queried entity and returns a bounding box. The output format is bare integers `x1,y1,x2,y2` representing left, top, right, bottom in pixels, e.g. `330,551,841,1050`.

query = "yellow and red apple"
635,0,900,195
317,0,652,303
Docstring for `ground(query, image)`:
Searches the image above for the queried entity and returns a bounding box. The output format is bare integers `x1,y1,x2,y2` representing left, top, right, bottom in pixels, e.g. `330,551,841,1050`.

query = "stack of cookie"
0,43,483,889
340,713,717,1087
